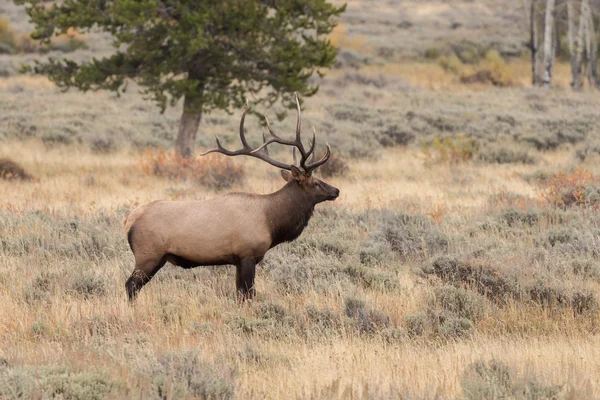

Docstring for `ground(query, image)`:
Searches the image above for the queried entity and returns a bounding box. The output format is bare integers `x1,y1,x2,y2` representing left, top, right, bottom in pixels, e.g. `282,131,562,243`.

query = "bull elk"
124,94,339,301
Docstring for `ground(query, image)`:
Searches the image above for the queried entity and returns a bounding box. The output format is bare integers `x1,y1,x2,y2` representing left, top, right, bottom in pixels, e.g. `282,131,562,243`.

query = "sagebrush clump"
139,148,245,190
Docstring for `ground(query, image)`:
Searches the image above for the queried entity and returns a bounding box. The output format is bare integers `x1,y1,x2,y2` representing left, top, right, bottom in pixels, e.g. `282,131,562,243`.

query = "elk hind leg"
236,258,256,300
125,257,166,301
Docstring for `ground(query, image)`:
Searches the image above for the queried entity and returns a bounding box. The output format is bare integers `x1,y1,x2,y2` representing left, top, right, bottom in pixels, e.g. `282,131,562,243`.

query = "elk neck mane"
264,180,315,248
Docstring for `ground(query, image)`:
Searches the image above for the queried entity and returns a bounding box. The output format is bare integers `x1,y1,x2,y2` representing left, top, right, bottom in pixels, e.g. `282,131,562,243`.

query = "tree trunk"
542,0,556,88
567,0,577,87
585,1,599,88
574,0,587,89
175,95,202,158
531,0,539,85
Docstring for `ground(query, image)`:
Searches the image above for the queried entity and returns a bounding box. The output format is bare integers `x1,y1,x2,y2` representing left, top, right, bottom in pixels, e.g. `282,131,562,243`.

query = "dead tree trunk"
584,1,599,88
530,0,540,85
542,0,556,88
574,0,587,89
567,0,579,87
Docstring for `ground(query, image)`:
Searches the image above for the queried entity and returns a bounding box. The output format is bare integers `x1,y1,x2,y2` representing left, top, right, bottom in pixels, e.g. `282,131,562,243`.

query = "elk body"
124,95,339,301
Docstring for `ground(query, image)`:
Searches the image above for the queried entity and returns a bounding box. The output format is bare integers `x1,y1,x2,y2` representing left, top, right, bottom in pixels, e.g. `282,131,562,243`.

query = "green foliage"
16,0,346,114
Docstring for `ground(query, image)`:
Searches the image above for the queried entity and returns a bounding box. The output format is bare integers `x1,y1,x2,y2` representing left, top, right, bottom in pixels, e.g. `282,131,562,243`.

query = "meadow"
2,0,600,398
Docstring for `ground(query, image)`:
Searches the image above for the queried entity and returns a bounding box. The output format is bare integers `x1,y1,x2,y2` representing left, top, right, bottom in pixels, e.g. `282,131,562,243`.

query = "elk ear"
290,165,307,182
281,170,292,182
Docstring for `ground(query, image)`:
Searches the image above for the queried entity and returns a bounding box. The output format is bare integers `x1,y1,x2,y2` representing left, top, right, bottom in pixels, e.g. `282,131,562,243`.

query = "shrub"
370,212,448,261
438,54,463,74
343,264,398,291
436,316,474,339
422,256,513,303
500,208,540,227
420,134,476,164
451,40,486,64
317,154,349,178
424,46,441,59
89,135,117,154
23,272,57,304
0,18,16,54
344,297,391,335
538,169,600,208
306,306,347,334
572,260,600,280
144,352,236,399
477,147,535,165
404,312,427,337
0,158,32,181
255,302,286,322
461,360,563,400
0,367,121,399
378,125,415,147
359,241,392,265
139,148,245,190
69,272,107,299
461,360,513,400
429,285,485,322
460,51,514,87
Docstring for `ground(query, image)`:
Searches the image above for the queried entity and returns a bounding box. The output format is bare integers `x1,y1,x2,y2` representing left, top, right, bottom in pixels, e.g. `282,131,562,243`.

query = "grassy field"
2,0,600,399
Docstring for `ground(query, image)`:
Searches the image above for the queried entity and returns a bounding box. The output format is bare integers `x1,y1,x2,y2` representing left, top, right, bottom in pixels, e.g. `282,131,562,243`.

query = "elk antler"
200,93,331,173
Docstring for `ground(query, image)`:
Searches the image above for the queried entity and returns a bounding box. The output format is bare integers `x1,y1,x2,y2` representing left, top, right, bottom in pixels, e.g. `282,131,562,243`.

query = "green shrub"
344,297,391,335
438,54,463,74
424,46,441,59
370,212,448,261
436,316,474,339
404,312,427,337
478,148,535,165
429,285,486,322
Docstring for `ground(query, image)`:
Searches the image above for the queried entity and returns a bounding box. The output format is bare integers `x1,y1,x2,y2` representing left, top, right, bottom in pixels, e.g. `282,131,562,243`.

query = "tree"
15,0,346,157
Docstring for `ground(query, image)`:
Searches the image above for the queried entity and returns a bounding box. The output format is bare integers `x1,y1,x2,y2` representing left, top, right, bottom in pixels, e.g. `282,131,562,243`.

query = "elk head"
200,93,339,206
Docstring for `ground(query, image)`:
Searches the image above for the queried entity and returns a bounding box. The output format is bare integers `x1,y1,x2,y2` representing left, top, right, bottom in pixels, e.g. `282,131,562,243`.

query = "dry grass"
2,0,600,398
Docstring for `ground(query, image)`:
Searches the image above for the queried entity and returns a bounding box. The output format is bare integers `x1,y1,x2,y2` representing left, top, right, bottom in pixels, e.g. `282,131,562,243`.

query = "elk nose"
332,188,340,198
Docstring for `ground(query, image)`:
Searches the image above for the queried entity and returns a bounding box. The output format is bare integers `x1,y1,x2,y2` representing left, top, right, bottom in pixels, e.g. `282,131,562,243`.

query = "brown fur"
124,167,339,301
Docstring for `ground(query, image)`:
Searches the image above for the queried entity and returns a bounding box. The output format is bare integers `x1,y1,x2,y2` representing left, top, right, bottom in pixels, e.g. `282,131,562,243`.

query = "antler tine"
239,101,251,148
293,92,307,157
251,116,298,154
304,143,332,172
261,130,269,156
305,128,317,162
199,103,294,171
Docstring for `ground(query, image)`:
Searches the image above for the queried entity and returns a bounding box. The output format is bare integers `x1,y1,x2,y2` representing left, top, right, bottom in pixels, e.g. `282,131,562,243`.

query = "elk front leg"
236,258,256,300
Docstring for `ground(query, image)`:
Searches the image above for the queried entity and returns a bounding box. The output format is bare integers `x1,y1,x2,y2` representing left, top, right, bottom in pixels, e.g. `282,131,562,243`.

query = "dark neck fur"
266,181,315,248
